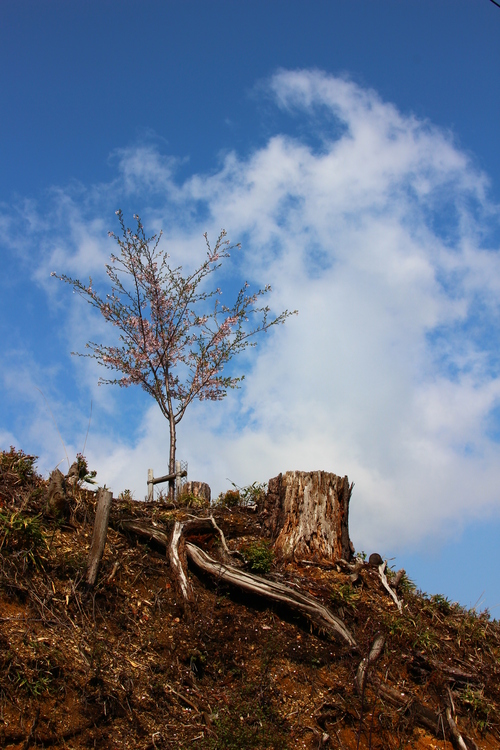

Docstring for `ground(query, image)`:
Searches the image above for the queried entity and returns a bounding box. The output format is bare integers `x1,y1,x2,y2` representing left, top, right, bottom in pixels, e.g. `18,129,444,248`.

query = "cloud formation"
4,69,500,553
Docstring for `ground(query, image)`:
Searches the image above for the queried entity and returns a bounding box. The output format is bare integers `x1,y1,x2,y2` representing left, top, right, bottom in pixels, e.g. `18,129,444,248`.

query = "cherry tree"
53,211,296,497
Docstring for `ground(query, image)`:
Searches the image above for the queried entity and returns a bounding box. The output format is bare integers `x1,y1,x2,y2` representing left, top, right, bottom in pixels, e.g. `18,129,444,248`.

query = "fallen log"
115,516,357,647
118,518,171,548
185,542,357,648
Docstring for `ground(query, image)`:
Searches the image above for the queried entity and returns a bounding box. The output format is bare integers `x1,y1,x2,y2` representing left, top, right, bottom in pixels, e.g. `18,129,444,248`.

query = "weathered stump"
45,460,82,518
46,468,69,518
260,471,354,562
179,481,211,505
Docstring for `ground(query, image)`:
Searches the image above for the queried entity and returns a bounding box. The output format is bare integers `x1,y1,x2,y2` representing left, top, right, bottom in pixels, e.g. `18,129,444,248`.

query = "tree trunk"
260,471,354,562
168,411,176,501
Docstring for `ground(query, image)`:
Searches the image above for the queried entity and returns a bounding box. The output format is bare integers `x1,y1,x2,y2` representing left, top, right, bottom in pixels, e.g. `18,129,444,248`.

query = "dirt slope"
1,447,499,750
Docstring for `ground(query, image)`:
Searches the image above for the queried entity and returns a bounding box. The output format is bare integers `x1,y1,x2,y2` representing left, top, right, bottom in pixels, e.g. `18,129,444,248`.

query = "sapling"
53,211,296,497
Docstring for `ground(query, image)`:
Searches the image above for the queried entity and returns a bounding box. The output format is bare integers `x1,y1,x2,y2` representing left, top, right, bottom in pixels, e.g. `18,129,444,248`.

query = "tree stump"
179,481,211,505
260,471,354,562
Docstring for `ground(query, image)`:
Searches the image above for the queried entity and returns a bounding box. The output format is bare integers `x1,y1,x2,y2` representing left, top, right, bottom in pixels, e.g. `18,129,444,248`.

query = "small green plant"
459,686,494,733
15,668,52,697
232,480,267,506
218,481,267,508
75,453,97,485
217,489,241,507
384,613,416,642
330,583,360,609
0,511,47,567
177,492,209,509
204,696,288,750
395,571,416,595
118,488,134,502
243,540,274,574
414,627,439,652
429,593,452,615
455,611,489,647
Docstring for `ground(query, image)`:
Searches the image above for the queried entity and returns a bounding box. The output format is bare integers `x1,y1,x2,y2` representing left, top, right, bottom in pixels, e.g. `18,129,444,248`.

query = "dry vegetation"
1,447,500,750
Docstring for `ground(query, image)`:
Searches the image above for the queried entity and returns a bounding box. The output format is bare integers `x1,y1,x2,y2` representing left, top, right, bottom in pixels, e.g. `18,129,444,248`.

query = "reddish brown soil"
1,448,499,749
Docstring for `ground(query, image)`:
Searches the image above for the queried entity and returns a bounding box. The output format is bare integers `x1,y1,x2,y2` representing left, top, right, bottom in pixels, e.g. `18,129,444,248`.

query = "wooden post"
147,466,187,501
85,488,113,586
175,460,182,499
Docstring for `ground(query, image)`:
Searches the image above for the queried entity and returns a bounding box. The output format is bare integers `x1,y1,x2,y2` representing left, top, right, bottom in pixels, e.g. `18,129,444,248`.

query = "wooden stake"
85,488,113,586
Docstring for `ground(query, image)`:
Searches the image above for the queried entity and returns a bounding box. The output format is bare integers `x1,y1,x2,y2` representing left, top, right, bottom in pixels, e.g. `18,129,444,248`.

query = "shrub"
0,447,38,484
217,489,240,507
243,540,274,574
74,453,97,485
459,686,494,733
177,492,209,509
0,511,47,568
217,481,267,508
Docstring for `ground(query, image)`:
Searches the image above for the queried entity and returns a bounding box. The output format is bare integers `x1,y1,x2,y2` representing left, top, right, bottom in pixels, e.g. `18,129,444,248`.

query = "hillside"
1,447,499,750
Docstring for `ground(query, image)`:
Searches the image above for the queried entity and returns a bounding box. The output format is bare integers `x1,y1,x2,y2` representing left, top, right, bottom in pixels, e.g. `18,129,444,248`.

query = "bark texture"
261,471,353,562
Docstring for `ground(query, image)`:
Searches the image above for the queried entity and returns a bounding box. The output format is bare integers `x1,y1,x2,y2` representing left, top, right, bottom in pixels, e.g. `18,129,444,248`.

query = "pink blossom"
54,213,296,484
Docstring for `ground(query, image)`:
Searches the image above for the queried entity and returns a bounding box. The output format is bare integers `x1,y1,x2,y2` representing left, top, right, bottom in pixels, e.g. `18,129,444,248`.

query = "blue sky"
2,0,500,613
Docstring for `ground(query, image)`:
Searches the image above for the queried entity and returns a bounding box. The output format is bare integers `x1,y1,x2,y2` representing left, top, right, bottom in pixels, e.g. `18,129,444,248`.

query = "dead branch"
355,633,385,694
297,559,339,571
406,652,479,685
170,521,194,604
208,514,244,565
446,707,468,750
376,682,442,735
185,542,357,648
391,568,406,589
377,561,403,613
111,516,357,645
119,518,171,548
165,683,200,713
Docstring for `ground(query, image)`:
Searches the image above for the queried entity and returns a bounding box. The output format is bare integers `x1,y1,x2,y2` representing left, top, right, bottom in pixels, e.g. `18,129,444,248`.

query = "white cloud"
4,69,500,555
